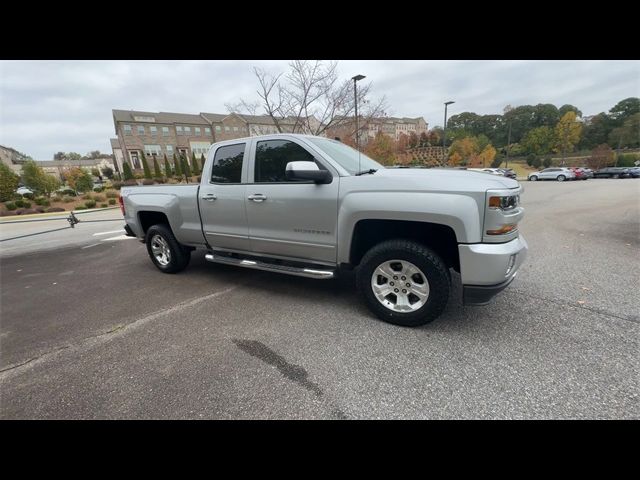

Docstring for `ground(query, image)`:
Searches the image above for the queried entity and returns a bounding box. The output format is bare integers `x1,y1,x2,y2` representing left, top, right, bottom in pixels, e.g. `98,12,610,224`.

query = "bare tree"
228,60,387,138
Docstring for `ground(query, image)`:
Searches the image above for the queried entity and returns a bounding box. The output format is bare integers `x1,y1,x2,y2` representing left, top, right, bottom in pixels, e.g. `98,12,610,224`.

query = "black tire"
356,239,450,327
612,174,619,179
529,175,538,181
145,224,191,273
557,175,566,182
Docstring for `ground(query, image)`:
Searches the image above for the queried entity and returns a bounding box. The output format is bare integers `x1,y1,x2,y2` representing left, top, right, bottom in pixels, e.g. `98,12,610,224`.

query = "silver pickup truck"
121,134,527,327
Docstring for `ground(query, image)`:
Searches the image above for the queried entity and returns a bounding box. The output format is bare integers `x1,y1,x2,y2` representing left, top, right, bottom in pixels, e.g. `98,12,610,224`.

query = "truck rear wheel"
356,239,450,327
145,224,191,273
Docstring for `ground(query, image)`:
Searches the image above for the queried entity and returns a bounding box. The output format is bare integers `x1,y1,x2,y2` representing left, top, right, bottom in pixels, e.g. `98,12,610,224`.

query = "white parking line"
81,243,102,249
93,229,124,236
101,235,133,242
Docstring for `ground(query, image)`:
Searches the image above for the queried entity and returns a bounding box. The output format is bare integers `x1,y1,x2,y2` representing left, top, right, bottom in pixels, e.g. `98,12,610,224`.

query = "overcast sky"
1,60,638,160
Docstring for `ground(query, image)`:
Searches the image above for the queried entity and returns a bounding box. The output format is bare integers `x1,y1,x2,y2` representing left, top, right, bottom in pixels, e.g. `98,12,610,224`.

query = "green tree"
579,112,613,150
558,104,582,118
22,160,60,196
64,167,93,193
173,153,182,177
522,126,554,155
153,157,162,178
543,157,552,168
0,162,20,201
365,131,396,165
123,161,134,181
609,97,640,125
66,152,82,161
554,111,582,165
532,157,542,168
163,154,172,177
181,154,192,178
526,153,537,167
101,166,114,179
608,113,640,148
141,151,152,179
191,152,200,175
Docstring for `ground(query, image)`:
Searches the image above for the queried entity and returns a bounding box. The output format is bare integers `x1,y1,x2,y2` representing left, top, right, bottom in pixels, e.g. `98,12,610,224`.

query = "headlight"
488,195,519,210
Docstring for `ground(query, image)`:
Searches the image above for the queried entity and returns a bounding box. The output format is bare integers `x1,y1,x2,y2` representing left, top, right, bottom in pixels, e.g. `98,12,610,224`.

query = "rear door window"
211,143,245,183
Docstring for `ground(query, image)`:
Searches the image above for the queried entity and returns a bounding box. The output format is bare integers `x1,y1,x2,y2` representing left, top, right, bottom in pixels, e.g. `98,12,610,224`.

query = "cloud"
0,60,638,159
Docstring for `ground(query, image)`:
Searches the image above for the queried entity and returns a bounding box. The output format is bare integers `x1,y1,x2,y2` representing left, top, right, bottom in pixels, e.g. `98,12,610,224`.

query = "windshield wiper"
354,169,377,176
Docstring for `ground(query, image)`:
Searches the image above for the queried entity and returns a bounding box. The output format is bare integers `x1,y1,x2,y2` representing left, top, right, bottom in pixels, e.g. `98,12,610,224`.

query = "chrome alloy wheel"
150,234,171,266
371,260,430,312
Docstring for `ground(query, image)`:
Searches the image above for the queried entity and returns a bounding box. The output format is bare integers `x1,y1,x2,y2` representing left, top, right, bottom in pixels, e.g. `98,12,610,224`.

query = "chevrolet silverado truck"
120,134,528,327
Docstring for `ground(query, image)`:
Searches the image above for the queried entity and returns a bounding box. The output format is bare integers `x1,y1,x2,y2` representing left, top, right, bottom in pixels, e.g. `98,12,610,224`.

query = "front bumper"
458,235,528,305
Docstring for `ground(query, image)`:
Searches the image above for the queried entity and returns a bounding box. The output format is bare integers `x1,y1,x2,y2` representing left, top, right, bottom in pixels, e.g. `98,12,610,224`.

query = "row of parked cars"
467,168,517,179
527,166,640,181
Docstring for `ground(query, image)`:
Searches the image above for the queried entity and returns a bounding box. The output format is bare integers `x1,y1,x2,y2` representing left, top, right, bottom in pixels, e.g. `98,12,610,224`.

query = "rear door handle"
202,194,217,201
248,194,267,202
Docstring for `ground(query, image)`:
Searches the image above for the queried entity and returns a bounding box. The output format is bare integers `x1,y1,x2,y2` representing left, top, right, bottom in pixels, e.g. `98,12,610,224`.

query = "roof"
34,159,112,167
201,112,297,126
112,109,209,125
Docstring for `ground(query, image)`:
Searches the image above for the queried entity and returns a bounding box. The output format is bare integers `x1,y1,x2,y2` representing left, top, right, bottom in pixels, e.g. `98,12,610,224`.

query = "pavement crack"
511,289,639,324
0,346,71,374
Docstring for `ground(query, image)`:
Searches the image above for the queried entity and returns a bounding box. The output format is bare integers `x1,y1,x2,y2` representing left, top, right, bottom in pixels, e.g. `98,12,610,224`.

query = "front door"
245,138,339,264
198,142,250,251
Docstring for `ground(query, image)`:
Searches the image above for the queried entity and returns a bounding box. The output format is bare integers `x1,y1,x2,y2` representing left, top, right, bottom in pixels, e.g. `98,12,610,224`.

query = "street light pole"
443,101,455,164
352,74,366,173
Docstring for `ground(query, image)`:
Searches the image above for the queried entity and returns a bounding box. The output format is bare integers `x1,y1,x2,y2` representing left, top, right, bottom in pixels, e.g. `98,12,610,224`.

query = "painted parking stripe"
93,229,124,236
101,235,133,242
82,243,102,249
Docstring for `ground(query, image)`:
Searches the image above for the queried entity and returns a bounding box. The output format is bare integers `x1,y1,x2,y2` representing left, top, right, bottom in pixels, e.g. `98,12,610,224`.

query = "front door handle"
202,194,217,201
248,194,267,203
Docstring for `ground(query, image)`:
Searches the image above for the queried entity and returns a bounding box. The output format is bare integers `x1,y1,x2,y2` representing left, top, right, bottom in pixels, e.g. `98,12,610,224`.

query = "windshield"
307,137,384,175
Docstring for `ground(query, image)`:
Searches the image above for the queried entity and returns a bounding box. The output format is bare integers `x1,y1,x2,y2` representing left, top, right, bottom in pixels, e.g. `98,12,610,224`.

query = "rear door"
245,137,340,264
198,141,250,251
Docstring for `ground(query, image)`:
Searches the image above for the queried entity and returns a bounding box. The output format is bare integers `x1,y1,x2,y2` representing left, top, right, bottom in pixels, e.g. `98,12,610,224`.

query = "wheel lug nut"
401,276,406,280
394,288,399,293
402,289,407,293
393,276,398,280
406,283,410,287
390,282,394,286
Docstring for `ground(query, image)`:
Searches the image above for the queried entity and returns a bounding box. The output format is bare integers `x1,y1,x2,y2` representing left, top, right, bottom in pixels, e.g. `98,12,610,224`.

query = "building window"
211,143,244,183
176,126,183,135
184,126,191,135
190,142,211,156
166,145,174,155
124,125,132,135
150,126,157,135
215,125,221,132
137,125,145,135
162,126,170,136
205,127,211,135
233,126,239,132
195,127,201,135
225,126,230,132
144,145,162,156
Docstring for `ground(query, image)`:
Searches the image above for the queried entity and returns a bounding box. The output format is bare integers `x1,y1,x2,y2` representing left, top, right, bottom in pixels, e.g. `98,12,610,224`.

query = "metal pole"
354,79,359,152
506,120,512,169
442,103,448,161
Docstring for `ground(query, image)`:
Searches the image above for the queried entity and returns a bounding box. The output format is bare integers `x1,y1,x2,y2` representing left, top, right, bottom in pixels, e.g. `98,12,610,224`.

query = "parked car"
497,168,517,179
627,167,640,178
593,167,631,179
121,134,527,327
15,187,33,195
580,168,594,178
568,167,589,180
467,168,504,176
527,168,576,182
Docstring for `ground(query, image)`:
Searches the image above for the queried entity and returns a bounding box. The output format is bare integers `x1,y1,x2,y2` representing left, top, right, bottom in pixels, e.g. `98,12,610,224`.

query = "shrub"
526,153,537,167
100,203,108,208
21,201,31,208
532,157,542,168
543,157,552,168
16,208,38,215
62,196,74,203
93,186,105,192
5,201,17,210
142,179,155,185
34,197,45,205
75,205,88,210
82,193,93,200
35,207,45,213
105,190,118,198
93,194,106,202
14,199,25,208
0,210,17,217
84,199,96,208
0,162,21,202
51,195,62,202
46,207,65,213
111,181,123,190
58,188,76,196
108,198,116,205
123,179,138,186
153,177,166,184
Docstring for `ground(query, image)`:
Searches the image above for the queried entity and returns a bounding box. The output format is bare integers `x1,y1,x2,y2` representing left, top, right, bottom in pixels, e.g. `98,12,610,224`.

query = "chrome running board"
205,253,335,279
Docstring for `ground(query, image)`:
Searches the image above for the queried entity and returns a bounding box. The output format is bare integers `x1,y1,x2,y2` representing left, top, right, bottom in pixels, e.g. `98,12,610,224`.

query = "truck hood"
367,168,520,191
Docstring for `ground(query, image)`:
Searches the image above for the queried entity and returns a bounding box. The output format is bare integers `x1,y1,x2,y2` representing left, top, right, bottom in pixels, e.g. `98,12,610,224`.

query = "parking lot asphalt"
0,179,638,419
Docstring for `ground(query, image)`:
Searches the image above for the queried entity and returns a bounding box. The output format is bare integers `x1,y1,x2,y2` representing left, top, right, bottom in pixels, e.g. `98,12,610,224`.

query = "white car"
15,187,33,195
528,167,576,182
468,168,504,176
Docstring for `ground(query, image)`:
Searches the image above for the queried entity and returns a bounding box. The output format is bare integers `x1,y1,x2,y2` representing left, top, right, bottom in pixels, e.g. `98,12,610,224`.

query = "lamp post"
352,74,366,151
442,100,455,163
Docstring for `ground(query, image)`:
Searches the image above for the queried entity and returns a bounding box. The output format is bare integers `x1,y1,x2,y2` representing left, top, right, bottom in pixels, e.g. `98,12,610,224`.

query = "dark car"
593,167,631,179
497,168,517,179
628,167,640,178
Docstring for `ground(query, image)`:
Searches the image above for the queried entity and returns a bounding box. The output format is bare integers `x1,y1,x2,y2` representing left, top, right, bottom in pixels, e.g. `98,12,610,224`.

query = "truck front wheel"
356,239,450,327
145,224,191,273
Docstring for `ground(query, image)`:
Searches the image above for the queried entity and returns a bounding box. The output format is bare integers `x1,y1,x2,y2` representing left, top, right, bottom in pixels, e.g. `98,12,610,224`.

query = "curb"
0,207,119,223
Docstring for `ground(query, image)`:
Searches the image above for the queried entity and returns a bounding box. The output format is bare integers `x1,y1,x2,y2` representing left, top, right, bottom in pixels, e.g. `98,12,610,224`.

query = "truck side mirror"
285,161,332,184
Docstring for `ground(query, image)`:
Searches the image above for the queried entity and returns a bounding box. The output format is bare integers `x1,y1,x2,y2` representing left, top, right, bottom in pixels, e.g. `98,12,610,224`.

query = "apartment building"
367,117,429,141
0,145,28,173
